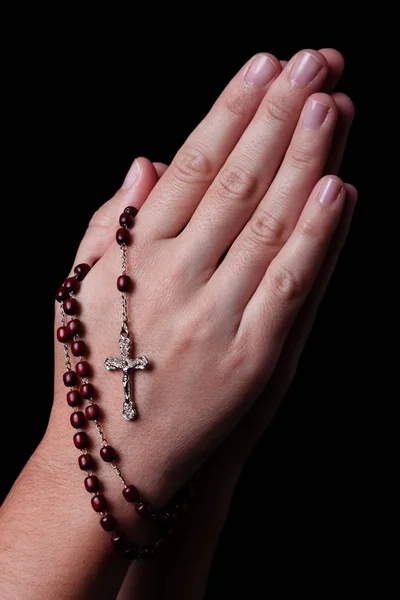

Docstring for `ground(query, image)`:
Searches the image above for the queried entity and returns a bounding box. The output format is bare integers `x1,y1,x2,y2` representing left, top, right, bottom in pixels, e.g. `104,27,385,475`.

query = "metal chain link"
121,244,129,336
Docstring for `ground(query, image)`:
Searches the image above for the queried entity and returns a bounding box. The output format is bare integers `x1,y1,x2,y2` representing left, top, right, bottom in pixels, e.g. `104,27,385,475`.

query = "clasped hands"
50,47,356,508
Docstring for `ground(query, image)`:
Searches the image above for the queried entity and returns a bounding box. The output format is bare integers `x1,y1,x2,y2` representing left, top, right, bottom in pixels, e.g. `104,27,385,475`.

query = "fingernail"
245,54,277,88
290,52,323,87
122,159,141,189
318,178,344,205
302,99,330,130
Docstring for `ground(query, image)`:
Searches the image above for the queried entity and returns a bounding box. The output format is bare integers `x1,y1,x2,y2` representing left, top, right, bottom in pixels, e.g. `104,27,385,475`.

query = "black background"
4,21,381,598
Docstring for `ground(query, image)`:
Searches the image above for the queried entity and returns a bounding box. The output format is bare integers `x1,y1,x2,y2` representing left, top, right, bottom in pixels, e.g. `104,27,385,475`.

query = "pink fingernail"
302,99,330,130
122,159,141,189
290,52,323,87
318,178,344,205
245,54,277,88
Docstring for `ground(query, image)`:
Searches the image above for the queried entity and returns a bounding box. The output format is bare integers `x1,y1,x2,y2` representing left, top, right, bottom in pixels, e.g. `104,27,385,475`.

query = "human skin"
0,48,356,600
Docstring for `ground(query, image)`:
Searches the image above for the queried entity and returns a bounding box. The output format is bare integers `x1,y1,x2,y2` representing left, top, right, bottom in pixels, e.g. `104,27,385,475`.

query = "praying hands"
0,47,356,600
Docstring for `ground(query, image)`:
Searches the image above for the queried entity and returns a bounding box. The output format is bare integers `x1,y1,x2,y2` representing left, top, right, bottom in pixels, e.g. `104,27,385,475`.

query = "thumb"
73,157,159,267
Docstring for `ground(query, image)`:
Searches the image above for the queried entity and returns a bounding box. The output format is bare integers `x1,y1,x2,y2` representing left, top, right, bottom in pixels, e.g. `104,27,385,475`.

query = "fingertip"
318,48,345,72
153,162,168,179
331,92,355,120
344,183,358,204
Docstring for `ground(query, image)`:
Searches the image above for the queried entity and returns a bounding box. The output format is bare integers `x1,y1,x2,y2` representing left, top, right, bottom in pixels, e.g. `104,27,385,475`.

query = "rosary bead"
117,275,131,292
100,515,117,532
84,475,100,492
100,446,115,462
85,404,100,420
124,206,138,218
76,361,91,377
67,318,82,336
111,532,126,549
139,546,154,560
135,501,151,517
116,228,130,245
123,544,138,560
64,298,79,315
73,432,89,449
70,411,86,428
63,371,78,387
119,212,133,228
122,485,140,503
64,277,79,293
57,326,70,343
81,383,95,399
67,390,82,407
91,494,107,512
56,286,69,302
78,453,94,470
74,263,91,281
71,340,87,357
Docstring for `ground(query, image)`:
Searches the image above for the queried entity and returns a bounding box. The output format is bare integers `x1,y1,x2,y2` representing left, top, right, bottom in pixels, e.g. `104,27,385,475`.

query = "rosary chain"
121,244,129,336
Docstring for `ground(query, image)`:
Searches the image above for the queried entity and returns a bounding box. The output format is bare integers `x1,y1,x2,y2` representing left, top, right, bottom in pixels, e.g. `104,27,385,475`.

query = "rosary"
56,206,197,561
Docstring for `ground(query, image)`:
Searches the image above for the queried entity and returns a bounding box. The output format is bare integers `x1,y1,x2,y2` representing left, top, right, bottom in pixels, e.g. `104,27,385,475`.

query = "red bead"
139,546,154,560
119,212,133,228
70,411,86,428
64,298,79,315
73,432,89,449
67,319,82,336
57,326,70,343
116,228,130,245
100,515,117,532
100,446,115,462
78,453,94,470
135,501,151,517
85,404,99,420
76,361,91,377
91,494,107,512
81,383,95,399
71,340,87,357
64,277,79,293
124,544,139,560
122,485,140,503
117,275,131,292
63,371,78,387
111,532,126,549
67,390,82,407
84,475,100,492
125,206,138,218
56,286,69,302
74,263,91,281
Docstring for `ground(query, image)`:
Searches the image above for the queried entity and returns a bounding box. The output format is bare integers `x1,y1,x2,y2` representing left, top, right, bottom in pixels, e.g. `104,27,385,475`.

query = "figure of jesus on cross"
104,334,148,420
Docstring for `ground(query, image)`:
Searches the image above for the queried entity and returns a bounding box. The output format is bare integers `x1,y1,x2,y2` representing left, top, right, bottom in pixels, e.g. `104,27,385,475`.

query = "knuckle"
298,217,319,239
263,95,292,125
172,145,213,185
248,207,287,247
222,89,251,119
286,146,314,169
216,164,256,200
267,263,304,302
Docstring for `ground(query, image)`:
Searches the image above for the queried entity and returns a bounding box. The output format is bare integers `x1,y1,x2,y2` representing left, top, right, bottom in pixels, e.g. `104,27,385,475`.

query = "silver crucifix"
104,334,148,421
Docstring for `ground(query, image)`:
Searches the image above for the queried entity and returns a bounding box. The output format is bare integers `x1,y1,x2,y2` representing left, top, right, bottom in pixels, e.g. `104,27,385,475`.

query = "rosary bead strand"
57,215,198,560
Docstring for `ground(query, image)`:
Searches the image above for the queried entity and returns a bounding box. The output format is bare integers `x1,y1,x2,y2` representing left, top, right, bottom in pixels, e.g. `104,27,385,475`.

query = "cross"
104,334,148,421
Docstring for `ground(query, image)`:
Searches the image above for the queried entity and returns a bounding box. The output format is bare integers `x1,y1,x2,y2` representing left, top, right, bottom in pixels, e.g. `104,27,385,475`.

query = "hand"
48,49,355,513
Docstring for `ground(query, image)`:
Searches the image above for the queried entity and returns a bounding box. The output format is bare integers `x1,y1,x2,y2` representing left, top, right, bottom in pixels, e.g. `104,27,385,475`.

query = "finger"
224,184,358,459
153,162,168,179
325,93,355,174
73,157,159,267
138,53,282,238
318,48,345,92
178,50,329,271
210,92,338,310
238,175,346,350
